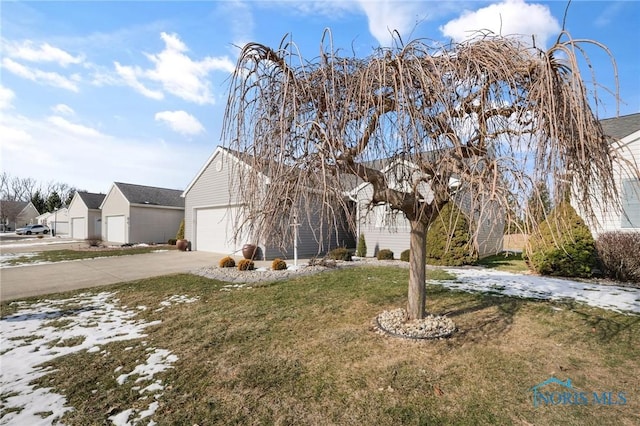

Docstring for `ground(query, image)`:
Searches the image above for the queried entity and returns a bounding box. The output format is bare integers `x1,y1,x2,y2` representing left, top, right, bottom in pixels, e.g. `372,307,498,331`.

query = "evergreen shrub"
377,249,394,260
400,249,410,262
329,247,352,261
426,202,477,266
356,234,367,257
272,258,288,271
237,259,255,271
525,202,597,278
219,256,236,268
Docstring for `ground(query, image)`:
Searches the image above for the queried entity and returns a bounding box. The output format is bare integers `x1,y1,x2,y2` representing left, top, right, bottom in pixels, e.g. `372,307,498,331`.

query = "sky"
1,0,639,194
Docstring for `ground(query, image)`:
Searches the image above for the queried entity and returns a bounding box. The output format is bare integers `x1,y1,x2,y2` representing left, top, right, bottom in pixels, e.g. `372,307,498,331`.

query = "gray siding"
130,206,184,244
101,185,131,243
184,148,356,259
355,184,504,259
184,149,244,245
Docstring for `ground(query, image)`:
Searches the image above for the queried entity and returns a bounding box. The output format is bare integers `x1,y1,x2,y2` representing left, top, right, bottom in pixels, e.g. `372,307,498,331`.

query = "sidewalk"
0,250,216,301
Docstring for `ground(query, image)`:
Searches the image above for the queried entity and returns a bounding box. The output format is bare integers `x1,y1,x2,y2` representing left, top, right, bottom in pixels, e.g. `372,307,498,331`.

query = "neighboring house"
46,207,70,235
100,182,184,244
36,211,52,226
68,191,106,240
574,113,640,237
0,201,39,231
182,147,353,259
351,158,504,258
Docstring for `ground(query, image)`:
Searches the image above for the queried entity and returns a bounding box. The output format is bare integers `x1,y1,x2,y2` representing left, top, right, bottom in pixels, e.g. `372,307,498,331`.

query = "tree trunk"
407,219,427,320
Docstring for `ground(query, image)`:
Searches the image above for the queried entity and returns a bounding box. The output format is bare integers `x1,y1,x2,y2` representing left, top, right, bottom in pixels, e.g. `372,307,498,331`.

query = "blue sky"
1,0,638,194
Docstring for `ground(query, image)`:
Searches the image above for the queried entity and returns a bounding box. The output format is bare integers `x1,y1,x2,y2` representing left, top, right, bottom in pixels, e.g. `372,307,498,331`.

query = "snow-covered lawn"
431,268,640,314
0,292,198,425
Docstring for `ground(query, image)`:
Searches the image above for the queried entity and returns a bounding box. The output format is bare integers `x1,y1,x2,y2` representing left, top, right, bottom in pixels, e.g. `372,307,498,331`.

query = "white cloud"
51,104,75,115
46,116,104,138
356,0,428,46
116,32,235,105
440,0,560,47
114,62,164,100
2,39,84,67
0,111,200,193
2,58,80,92
155,110,205,136
0,85,15,110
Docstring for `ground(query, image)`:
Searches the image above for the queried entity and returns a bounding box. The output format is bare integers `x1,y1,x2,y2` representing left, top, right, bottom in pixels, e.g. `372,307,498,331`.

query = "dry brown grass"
11,267,639,425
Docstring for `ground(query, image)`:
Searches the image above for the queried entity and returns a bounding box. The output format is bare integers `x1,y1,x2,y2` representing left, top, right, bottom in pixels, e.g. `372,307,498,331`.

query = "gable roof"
182,146,270,196
114,182,184,208
601,112,640,141
76,191,106,210
0,200,29,219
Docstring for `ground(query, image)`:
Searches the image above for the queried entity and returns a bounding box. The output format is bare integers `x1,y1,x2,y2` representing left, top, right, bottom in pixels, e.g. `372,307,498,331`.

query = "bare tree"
223,30,637,321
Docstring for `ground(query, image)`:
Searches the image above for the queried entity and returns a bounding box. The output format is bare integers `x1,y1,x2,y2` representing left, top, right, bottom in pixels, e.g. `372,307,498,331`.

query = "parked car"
16,224,50,235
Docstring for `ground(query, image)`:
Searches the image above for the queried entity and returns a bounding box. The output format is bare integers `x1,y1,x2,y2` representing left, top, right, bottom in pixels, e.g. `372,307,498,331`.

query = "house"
68,191,106,240
182,147,353,259
574,113,640,237
100,182,184,244
45,207,70,235
351,158,504,258
0,201,39,232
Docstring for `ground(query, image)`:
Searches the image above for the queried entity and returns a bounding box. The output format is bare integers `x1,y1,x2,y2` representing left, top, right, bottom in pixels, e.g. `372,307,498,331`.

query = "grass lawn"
2,246,175,266
476,251,530,273
3,266,639,425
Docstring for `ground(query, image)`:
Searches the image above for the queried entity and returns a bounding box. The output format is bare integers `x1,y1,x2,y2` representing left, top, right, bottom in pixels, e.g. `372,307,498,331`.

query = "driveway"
0,250,216,302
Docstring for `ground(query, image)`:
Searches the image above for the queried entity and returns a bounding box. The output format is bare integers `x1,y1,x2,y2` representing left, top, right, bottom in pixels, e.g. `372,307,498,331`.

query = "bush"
356,234,367,257
595,232,640,283
237,259,255,271
426,202,477,266
377,249,394,260
525,202,597,278
400,249,410,262
272,258,288,270
167,238,177,246
176,219,185,240
329,247,352,261
219,256,236,268
87,238,103,247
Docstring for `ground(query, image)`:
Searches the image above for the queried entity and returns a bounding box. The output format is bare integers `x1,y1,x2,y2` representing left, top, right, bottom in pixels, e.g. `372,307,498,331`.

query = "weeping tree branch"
222,30,633,320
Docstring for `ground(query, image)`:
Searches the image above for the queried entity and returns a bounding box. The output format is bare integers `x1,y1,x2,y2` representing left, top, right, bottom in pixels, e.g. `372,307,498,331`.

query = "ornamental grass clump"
219,256,236,268
272,258,287,271
237,259,255,271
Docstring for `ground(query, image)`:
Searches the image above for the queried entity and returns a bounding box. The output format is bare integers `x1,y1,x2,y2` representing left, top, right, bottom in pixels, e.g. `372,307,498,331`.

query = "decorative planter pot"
242,244,258,259
176,239,189,252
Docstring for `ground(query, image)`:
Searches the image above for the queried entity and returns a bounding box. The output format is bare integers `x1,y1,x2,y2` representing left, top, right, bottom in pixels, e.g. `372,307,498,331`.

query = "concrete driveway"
0,250,216,302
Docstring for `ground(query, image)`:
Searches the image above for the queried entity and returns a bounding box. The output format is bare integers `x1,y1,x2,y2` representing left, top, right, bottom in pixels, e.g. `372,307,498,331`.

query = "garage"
106,215,126,244
195,207,245,253
71,218,86,239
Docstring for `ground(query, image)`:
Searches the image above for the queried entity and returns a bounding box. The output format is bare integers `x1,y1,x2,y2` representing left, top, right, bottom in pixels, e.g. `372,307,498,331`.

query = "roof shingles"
114,182,184,208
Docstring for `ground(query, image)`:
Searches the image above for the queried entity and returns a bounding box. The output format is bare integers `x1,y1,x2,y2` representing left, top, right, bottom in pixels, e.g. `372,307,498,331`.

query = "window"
621,178,640,228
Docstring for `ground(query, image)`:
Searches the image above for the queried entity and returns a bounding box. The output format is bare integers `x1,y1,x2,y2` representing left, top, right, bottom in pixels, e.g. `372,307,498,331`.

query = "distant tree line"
0,172,82,213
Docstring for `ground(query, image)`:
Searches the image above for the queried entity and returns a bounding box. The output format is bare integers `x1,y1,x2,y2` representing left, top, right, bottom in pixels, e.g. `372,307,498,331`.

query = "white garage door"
195,207,245,253
106,215,126,244
71,218,86,239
